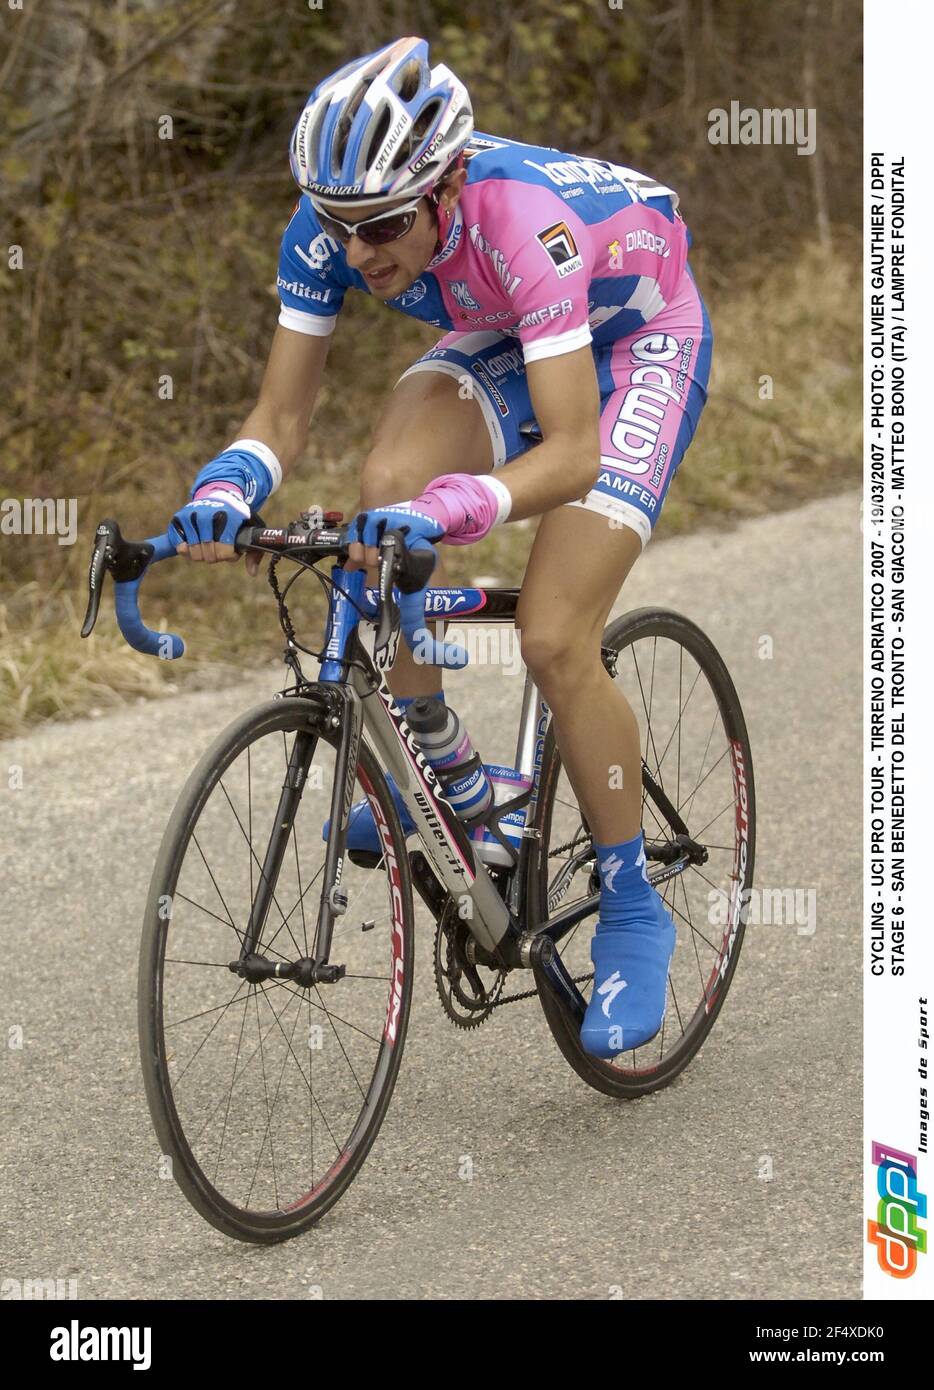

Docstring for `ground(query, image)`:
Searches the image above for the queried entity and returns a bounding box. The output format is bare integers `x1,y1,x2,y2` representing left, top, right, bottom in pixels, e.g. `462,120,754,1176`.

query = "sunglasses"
311,195,423,247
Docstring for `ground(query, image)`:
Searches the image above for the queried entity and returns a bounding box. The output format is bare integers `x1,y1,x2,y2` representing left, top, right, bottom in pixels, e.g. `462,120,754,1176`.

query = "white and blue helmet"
289,37,473,207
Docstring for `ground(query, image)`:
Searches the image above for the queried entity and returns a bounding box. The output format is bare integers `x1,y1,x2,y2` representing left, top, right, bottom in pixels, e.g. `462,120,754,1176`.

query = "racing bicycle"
81,507,755,1243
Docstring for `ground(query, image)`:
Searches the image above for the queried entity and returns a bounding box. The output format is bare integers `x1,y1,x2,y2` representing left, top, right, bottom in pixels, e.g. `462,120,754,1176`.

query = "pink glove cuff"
411,473,512,546
193,481,245,505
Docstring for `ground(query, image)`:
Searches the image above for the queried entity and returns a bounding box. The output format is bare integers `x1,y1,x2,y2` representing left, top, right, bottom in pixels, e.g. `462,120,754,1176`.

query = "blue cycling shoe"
323,774,417,863
580,891,677,1058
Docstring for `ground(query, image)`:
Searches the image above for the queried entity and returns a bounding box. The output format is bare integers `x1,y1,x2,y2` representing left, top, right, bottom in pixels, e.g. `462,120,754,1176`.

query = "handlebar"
80,514,468,669
81,521,184,657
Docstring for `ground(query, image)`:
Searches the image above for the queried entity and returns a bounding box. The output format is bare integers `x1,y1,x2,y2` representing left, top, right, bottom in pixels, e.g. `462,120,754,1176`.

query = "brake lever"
80,521,116,637
80,519,155,634
373,533,402,670
375,530,468,671
80,518,184,658
396,543,436,595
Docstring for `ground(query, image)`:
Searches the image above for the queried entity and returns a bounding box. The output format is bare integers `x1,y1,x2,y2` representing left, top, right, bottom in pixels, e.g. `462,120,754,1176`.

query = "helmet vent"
334,84,369,172
392,98,441,173
389,139,414,173
366,107,392,168
395,58,423,101
412,99,440,143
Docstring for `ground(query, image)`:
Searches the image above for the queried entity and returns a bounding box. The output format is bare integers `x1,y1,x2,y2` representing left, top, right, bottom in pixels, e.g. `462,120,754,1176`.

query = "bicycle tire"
138,696,415,1242
528,608,756,1099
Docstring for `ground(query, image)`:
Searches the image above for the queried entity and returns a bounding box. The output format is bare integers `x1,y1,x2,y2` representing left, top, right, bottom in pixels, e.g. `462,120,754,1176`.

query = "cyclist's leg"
518,272,713,1053
359,369,490,697
332,335,523,853
325,361,494,845
518,271,713,842
517,508,643,841
361,332,525,698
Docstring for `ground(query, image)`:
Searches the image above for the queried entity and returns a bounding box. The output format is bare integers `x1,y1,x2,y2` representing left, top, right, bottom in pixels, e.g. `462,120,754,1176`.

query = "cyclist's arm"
177,194,342,565
467,187,600,517
178,324,330,568
495,345,601,519
235,323,331,480
258,196,343,474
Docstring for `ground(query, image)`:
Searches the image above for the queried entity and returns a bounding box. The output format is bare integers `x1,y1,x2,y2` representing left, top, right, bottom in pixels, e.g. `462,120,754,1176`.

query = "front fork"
232,688,362,988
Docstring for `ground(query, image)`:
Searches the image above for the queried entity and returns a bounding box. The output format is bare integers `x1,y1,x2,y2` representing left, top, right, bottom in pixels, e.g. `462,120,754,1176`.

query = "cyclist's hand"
346,475,509,571
170,484,250,565
345,502,445,573
345,496,468,668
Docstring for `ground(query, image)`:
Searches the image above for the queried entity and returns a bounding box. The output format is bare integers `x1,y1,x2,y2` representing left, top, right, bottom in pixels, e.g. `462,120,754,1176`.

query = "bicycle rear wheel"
138,697,414,1242
528,608,755,1098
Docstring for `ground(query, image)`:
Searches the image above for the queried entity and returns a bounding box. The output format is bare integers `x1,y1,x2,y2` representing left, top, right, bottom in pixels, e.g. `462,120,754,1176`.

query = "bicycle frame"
305,564,594,1017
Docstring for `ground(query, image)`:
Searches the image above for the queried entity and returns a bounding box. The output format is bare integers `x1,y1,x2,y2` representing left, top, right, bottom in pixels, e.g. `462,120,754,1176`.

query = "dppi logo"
867,1141,927,1277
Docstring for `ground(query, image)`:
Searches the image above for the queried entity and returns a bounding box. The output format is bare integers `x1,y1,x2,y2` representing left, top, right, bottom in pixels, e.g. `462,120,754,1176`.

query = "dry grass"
1,588,176,729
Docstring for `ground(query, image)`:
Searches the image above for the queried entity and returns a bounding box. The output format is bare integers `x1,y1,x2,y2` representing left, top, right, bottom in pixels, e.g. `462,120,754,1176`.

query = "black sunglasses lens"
314,207,415,245
357,211,415,245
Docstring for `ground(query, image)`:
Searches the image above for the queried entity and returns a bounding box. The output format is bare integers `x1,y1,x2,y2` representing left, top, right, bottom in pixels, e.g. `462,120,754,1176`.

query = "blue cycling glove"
170,440,281,550
171,483,251,548
349,502,446,551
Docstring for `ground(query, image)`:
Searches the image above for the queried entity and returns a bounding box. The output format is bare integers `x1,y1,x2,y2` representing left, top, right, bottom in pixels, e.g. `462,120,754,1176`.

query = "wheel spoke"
216,778,308,962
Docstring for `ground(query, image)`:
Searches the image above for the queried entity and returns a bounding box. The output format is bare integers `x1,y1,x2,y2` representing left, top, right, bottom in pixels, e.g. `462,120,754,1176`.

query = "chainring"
433,899,506,1029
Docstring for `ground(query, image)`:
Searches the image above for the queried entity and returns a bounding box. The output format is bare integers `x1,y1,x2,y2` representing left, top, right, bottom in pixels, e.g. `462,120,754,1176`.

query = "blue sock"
594,832,656,931
580,831,677,1056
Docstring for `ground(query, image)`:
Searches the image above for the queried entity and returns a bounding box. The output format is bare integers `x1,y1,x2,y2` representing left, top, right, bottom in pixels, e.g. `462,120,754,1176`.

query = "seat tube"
509,674,549,915
515,672,549,784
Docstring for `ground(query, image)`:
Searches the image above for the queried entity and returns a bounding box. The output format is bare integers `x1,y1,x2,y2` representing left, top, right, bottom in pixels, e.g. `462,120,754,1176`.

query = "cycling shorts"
398,270,712,547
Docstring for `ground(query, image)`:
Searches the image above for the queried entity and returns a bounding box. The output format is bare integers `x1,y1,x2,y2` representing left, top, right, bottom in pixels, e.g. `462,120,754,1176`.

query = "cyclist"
169,37,713,1060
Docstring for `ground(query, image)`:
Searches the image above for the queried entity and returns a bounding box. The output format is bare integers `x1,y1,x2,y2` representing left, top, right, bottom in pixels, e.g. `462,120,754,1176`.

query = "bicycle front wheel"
528,608,755,1099
138,697,414,1242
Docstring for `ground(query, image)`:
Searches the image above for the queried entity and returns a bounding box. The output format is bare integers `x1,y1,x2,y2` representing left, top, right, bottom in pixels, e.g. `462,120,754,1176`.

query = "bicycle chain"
490,970,594,1009
434,899,594,1023
549,832,592,859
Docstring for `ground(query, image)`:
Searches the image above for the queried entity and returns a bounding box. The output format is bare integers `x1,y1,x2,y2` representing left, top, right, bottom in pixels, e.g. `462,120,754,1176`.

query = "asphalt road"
1,490,861,1300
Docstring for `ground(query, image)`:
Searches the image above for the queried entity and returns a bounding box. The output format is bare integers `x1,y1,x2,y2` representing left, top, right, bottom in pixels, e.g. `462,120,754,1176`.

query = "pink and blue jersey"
277,133,712,546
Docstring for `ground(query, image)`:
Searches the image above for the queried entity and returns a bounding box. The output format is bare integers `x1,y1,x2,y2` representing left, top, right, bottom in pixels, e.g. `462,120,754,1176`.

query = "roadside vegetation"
0,0,861,737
